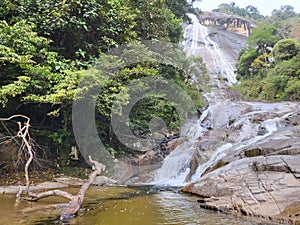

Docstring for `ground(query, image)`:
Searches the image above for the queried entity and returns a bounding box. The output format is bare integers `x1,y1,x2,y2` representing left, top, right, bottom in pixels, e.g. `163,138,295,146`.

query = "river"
1,13,297,224
0,186,277,225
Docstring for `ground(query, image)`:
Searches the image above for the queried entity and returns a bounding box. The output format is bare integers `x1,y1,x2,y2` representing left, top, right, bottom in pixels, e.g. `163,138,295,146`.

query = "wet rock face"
184,154,300,219
112,134,182,183
181,12,300,223
284,111,300,126
183,13,247,86
209,28,247,64
183,110,300,222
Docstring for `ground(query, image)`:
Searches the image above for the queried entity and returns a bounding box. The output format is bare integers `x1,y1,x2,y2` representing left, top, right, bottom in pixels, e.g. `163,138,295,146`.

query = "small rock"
257,125,267,136
36,181,68,189
167,138,183,154
93,176,118,186
54,177,85,186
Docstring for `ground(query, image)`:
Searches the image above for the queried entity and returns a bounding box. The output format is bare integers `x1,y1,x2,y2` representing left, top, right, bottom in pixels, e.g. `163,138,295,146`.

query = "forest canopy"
2,0,300,171
0,0,206,168
234,4,300,101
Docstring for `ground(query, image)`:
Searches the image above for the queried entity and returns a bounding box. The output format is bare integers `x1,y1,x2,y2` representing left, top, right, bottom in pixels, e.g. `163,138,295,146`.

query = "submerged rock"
54,176,85,186
0,182,69,195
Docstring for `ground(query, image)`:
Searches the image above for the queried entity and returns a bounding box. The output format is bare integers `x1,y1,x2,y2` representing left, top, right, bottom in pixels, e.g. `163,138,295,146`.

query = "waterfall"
153,108,210,186
183,13,237,85
151,14,294,187
152,13,239,186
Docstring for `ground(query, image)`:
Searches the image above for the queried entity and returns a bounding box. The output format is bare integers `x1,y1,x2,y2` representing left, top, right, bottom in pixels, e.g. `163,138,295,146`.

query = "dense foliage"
0,0,206,167
235,5,300,101
212,2,264,20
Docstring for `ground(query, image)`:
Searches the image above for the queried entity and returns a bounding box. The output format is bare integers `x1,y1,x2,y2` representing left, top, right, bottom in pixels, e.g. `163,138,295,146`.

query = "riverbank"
0,169,118,196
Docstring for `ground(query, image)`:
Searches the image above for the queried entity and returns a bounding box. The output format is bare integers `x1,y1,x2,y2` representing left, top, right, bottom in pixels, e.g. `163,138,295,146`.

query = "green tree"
92,44,207,154
212,2,262,19
289,19,300,40
271,5,297,20
245,5,263,19
248,24,278,50
0,0,138,60
236,47,259,79
166,0,190,19
0,20,65,100
237,37,300,101
129,0,182,43
272,38,300,62
0,0,205,164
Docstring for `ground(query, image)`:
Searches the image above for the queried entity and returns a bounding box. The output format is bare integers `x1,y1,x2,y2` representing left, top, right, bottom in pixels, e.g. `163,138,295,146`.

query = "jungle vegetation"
233,4,300,101
0,0,207,169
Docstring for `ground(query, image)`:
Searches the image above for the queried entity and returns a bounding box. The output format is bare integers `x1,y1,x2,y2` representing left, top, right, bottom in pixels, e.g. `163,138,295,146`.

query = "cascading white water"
152,13,237,186
151,14,298,187
191,114,280,181
183,13,237,85
152,13,239,186
153,108,210,186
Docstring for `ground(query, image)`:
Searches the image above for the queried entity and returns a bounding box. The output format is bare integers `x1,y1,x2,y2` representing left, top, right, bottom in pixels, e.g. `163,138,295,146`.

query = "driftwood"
0,115,105,222
60,156,105,221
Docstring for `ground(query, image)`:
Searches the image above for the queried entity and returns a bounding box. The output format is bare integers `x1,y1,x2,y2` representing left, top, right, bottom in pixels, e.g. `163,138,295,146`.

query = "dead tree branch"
0,115,106,222
60,156,106,221
0,115,34,192
24,189,74,202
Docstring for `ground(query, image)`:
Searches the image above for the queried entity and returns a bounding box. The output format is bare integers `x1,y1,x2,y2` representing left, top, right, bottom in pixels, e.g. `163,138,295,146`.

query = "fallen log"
60,156,105,221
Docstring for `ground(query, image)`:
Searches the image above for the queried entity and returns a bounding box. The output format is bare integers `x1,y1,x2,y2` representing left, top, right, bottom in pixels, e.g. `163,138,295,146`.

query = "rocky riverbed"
183,104,300,224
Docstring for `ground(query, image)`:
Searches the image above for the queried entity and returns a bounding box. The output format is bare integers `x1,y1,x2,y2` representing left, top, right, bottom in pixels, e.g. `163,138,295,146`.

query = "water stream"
153,13,238,186
152,13,300,187
0,186,277,225
183,13,237,85
153,109,209,185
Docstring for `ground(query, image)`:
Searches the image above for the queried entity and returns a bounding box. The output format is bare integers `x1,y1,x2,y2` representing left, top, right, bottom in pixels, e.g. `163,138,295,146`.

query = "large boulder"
183,155,300,217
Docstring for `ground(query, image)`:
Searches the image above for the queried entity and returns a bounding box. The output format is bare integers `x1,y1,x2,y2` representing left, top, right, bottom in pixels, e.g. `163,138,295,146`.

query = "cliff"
197,11,254,36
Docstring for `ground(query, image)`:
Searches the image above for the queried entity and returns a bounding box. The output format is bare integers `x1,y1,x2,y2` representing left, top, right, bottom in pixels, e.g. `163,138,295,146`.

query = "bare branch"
1,115,106,222
0,115,35,194
0,114,30,122
25,189,74,202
